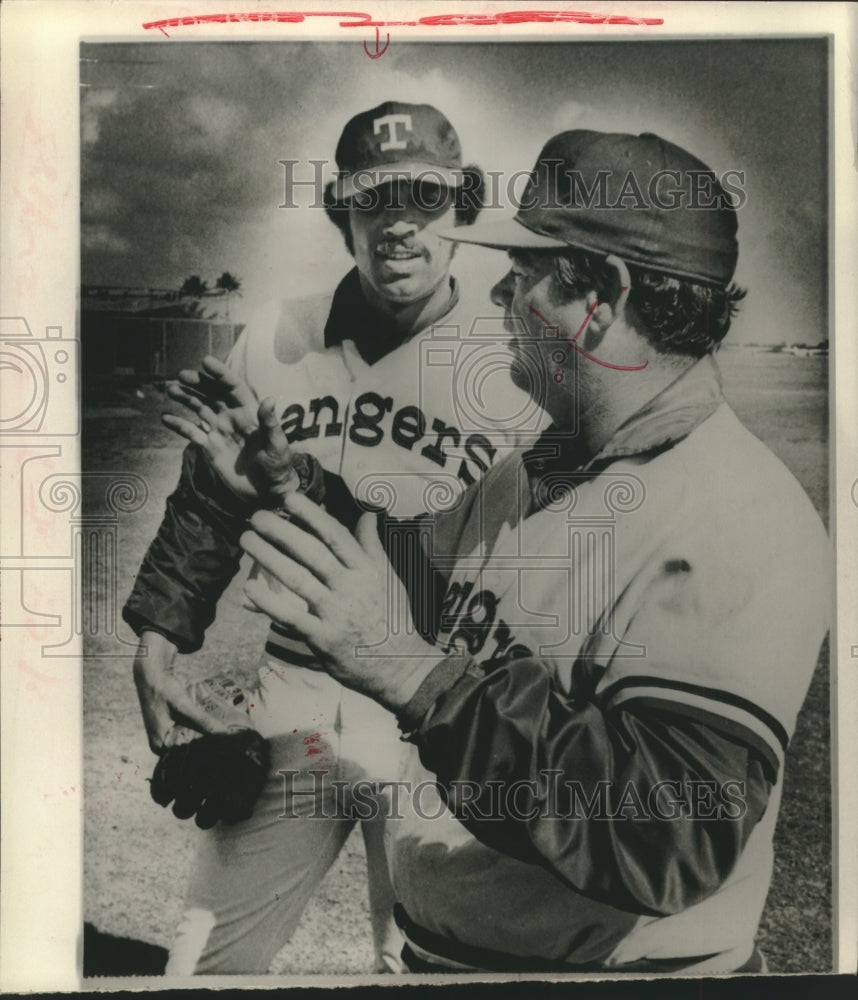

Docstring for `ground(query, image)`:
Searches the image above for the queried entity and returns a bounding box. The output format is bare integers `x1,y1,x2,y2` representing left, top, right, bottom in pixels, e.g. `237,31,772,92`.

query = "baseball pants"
165,663,406,975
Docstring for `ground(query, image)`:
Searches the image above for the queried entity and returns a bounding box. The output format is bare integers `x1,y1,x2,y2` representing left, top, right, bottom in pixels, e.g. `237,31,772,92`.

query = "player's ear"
455,165,486,225
324,180,354,256
587,255,631,334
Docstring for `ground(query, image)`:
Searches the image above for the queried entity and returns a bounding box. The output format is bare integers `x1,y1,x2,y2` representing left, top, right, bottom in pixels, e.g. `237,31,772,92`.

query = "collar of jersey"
524,353,725,485
324,267,460,365
589,352,725,466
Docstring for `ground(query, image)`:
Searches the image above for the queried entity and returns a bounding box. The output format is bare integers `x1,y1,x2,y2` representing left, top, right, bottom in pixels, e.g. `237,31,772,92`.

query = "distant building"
785,343,828,357
81,286,243,380
82,285,230,318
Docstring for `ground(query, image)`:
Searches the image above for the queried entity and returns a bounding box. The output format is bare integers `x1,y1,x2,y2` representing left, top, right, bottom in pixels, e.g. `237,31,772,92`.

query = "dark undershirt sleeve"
122,445,252,653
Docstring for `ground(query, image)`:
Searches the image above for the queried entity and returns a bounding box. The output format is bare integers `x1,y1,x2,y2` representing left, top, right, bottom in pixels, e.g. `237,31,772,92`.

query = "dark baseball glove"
150,728,270,829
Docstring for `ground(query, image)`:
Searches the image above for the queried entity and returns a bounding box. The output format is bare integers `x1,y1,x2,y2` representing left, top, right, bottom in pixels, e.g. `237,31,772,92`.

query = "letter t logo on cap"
374,113,413,151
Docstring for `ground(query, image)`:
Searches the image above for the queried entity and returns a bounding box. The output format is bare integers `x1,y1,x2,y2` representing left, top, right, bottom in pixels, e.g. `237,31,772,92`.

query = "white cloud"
548,99,600,135
81,187,121,221
80,88,119,145
185,94,245,144
82,223,129,254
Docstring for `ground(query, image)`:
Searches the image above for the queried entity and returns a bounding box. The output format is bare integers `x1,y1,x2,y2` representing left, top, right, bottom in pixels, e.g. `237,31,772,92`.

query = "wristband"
270,453,325,514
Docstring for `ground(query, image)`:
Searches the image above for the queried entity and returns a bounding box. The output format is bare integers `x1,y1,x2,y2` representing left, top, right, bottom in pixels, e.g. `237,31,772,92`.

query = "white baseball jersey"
390,354,830,971
228,269,547,769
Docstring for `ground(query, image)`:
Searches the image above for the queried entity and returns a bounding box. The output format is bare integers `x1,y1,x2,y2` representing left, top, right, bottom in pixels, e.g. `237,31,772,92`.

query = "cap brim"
336,163,464,200
437,217,567,249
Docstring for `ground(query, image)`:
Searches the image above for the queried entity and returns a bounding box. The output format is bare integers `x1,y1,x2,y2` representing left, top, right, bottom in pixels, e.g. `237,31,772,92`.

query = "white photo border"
1,0,856,989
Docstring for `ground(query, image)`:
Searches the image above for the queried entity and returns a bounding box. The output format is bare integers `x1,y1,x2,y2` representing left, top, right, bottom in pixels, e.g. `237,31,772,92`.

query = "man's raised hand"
162,355,297,504
240,493,443,713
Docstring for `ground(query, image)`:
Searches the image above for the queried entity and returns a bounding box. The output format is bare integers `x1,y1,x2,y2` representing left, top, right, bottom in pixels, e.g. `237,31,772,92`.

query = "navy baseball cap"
332,101,464,200
443,130,739,286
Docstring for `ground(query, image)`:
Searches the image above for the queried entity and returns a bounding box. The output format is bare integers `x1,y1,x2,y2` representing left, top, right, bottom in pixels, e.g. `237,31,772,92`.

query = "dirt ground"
82,348,831,976
82,391,380,975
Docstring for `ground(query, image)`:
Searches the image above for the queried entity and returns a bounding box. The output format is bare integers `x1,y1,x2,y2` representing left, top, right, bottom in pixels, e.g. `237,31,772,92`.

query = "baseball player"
123,102,545,974
239,130,832,973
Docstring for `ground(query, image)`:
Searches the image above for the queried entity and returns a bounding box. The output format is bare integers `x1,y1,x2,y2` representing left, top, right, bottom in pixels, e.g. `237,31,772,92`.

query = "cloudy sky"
81,38,827,344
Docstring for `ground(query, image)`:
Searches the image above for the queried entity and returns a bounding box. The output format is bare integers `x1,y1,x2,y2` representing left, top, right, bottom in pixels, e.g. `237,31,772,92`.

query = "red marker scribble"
142,9,664,41
303,732,328,756
530,302,649,374
364,26,390,58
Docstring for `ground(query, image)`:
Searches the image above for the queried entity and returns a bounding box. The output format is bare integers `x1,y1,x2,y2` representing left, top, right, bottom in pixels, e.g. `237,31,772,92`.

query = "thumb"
356,511,385,560
166,679,231,738
259,397,291,453
202,355,259,407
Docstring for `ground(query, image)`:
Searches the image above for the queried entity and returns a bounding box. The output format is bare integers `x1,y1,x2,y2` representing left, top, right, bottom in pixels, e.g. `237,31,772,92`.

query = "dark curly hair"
553,249,746,358
323,166,486,256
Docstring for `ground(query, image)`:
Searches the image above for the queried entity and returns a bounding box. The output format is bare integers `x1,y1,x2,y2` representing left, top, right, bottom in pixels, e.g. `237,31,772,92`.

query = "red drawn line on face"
530,304,648,373
142,10,664,38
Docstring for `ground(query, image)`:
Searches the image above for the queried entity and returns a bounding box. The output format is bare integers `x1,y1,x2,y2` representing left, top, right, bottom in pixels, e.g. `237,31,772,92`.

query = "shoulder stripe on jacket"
598,675,789,766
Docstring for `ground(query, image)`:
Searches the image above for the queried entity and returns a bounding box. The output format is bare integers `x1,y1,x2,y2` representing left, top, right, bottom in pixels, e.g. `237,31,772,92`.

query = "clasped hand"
162,355,297,504
240,492,441,714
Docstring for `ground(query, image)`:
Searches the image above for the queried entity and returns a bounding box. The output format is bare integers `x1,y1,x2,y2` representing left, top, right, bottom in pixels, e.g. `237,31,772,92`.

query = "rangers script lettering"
279,392,498,487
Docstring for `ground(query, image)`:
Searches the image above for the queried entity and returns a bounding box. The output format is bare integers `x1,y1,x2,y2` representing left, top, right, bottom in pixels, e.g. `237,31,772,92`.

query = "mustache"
374,238,428,257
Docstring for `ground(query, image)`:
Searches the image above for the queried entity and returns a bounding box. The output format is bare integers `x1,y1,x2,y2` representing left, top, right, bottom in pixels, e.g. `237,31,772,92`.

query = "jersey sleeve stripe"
608,694,782,781
598,676,789,758
270,621,302,640
264,627,317,667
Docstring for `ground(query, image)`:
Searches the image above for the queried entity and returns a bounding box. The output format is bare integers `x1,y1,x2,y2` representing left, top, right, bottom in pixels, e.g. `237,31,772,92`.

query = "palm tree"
180,275,208,299
177,275,210,319
215,271,242,320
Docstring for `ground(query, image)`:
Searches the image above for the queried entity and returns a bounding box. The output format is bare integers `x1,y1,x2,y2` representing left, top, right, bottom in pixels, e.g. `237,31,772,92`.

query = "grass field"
82,347,831,975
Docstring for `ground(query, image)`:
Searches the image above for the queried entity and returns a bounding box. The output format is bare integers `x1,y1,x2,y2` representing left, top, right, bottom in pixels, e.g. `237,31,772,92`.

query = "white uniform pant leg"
166,666,404,974
339,685,409,973
360,790,404,973
165,729,353,975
